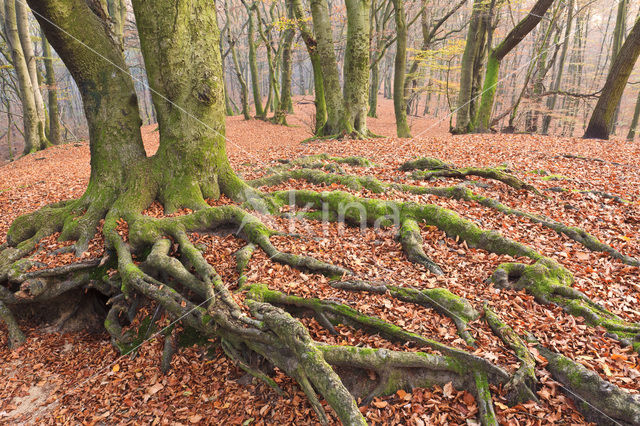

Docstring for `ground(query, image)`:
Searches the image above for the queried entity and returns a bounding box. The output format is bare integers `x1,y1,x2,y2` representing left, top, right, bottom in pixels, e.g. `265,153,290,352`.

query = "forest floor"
1,97,639,425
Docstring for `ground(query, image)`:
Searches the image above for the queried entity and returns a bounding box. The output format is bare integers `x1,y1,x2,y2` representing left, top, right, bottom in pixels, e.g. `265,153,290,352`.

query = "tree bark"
4,0,40,154
627,90,640,140
28,0,146,201
40,30,61,145
133,0,247,209
15,0,48,150
273,3,295,125
584,16,640,139
475,0,555,131
392,0,410,137
288,0,327,131
310,0,348,135
541,0,573,134
243,2,265,119
453,0,492,133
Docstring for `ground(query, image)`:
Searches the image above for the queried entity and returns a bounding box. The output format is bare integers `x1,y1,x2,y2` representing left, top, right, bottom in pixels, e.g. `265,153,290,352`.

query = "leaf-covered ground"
1,98,639,425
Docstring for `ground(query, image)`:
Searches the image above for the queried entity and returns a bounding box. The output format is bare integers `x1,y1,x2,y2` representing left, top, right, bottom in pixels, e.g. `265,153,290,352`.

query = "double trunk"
309,0,371,137
4,0,48,154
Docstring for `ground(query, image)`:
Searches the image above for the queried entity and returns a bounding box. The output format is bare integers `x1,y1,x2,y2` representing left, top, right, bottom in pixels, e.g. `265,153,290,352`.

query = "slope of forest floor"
1,98,639,425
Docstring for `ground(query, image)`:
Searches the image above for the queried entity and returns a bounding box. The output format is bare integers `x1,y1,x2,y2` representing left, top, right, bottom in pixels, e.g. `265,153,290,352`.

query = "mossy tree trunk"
391,0,410,137
309,0,348,136
272,3,295,125
584,16,640,140
288,0,327,131
343,0,371,136
40,31,61,145
242,1,266,119
453,0,492,134
474,0,555,132
132,0,248,210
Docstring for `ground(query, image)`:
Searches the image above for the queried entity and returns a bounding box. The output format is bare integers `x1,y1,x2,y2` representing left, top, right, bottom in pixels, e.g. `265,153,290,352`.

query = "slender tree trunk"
244,2,265,119
273,3,295,125
15,0,48,149
392,0,410,137
6,100,13,161
40,30,61,145
584,16,640,139
4,0,40,154
608,0,629,135
288,0,327,131
542,0,573,135
475,0,555,131
627,90,640,141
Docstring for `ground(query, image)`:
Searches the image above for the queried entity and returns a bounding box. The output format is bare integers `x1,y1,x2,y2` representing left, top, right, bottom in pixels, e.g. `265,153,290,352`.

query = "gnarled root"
329,280,478,347
399,157,539,194
491,259,640,350
483,304,538,405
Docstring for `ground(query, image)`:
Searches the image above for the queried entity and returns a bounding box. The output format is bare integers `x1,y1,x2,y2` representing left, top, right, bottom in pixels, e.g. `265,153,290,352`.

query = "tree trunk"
343,0,371,136
584,17,640,139
40,30,61,145
4,0,40,154
453,0,492,133
541,0,573,135
608,0,629,135
273,3,295,125
133,0,248,209
288,0,327,131
392,0,410,137
244,2,265,119
627,90,640,141
310,0,348,135
15,0,48,150
475,0,555,131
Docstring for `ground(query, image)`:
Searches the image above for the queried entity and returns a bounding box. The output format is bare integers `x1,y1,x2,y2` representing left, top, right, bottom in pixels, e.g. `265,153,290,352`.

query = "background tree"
584,15,640,139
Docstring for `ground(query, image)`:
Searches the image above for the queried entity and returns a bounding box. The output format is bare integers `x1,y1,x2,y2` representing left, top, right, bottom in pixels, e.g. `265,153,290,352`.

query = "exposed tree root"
399,157,539,194
251,167,639,267
3,154,639,424
483,304,538,405
0,300,26,349
328,280,478,347
491,259,640,351
536,342,640,425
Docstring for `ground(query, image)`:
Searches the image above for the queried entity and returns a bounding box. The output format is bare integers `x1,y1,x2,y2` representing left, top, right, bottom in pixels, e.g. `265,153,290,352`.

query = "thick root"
0,300,26,349
397,219,443,275
538,343,640,425
399,157,539,193
483,304,538,404
491,259,640,350
330,280,478,347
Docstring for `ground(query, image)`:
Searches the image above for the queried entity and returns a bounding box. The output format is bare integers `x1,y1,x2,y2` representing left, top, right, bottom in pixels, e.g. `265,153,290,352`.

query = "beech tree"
2,0,49,153
3,1,640,425
474,0,555,131
584,15,640,139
